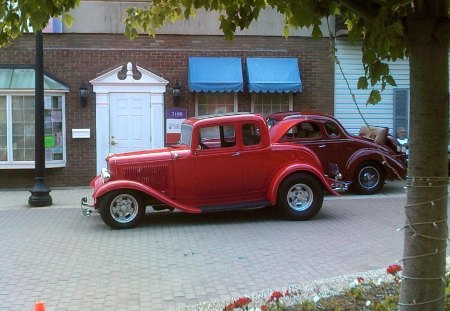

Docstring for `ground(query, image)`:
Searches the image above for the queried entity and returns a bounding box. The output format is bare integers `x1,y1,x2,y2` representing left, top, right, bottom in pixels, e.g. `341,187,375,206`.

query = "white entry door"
109,93,151,153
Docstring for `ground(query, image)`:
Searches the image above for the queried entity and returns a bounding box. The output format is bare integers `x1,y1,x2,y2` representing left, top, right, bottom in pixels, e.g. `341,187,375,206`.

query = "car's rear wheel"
99,190,145,229
277,173,324,220
353,162,385,194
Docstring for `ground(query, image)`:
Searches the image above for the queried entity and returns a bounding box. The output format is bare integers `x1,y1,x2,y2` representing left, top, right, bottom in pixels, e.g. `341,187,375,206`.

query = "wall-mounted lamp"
172,80,181,106
79,81,88,107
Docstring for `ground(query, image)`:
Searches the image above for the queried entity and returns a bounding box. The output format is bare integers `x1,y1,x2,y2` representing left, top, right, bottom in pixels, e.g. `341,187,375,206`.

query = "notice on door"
166,108,187,144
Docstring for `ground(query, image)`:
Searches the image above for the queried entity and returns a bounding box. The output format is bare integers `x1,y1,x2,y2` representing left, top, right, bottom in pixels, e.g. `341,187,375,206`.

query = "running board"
199,200,271,213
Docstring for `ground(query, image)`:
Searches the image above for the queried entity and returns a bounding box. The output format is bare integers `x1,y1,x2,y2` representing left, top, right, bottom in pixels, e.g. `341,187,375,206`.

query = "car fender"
267,164,339,205
93,179,201,214
345,149,406,180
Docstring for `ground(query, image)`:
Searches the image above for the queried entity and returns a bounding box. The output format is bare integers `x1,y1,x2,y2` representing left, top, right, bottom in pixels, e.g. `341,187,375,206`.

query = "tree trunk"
399,1,449,310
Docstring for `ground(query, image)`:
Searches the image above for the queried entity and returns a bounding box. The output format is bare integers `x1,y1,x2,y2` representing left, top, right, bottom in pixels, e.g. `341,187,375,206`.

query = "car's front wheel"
99,190,145,229
353,162,385,194
277,173,324,220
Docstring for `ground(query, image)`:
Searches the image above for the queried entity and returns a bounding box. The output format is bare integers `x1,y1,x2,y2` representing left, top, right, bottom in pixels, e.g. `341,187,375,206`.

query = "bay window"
0,94,66,168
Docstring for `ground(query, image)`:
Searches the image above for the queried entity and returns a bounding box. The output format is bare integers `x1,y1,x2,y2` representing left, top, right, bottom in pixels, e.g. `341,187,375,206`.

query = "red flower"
223,302,236,311
261,305,268,311
268,291,284,302
387,264,402,275
224,297,252,310
234,297,252,307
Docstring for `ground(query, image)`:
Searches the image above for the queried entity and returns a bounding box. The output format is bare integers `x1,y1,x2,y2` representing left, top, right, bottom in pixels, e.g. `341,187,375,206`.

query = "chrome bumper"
332,180,350,192
81,196,96,217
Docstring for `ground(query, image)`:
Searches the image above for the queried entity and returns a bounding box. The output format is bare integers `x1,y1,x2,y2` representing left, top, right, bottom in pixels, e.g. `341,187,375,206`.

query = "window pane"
0,96,7,161
199,125,236,149
242,123,261,146
253,93,291,116
12,96,35,161
44,96,64,161
197,93,235,116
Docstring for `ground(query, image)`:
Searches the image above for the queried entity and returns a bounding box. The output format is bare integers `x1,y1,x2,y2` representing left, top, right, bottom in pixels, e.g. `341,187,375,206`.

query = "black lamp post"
172,80,181,106
79,81,88,106
28,30,52,207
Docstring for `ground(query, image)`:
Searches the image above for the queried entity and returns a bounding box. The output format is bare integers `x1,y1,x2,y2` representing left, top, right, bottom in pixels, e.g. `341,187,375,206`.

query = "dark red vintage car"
267,112,407,195
82,113,339,229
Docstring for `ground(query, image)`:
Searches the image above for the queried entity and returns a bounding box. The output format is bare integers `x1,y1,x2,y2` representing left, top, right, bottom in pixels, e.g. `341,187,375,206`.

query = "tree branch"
338,0,381,23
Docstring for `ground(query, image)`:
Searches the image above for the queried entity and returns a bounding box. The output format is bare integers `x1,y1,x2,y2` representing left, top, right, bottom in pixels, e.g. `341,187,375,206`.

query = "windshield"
179,124,193,147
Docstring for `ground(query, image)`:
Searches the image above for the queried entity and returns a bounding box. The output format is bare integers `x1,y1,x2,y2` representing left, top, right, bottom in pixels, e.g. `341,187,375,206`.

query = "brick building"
0,4,335,188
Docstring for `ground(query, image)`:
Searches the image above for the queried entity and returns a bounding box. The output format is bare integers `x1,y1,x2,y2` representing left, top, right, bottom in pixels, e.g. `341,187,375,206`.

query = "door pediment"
90,62,168,93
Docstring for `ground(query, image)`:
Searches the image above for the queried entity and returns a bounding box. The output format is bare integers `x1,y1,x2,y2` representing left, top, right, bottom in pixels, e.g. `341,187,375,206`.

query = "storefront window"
0,96,7,161
196,93,236,116
0,94,65,168
12,96,35,161
252,93,292,116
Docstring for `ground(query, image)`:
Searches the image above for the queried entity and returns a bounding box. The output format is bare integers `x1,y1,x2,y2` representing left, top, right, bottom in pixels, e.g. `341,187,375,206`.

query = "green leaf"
311,24,323,38
61,14,74,28
367,90,381,104
357,76,368,89
385,75,397,87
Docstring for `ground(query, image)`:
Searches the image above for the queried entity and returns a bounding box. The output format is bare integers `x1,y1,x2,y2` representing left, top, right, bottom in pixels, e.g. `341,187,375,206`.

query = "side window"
242,123,261,146
324,122,340,137
198,125,236,149
296,122,321,139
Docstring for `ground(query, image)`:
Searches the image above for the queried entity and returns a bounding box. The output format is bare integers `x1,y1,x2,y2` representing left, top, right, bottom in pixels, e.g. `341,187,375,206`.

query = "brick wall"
0,33,334,188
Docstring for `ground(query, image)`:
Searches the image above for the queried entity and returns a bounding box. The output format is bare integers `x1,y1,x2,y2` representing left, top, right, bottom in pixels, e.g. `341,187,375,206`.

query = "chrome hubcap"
286,183,313,211
359,166,380,189
110,194,139,223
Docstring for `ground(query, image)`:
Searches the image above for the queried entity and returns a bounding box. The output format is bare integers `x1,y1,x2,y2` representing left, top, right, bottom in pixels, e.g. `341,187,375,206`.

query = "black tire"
353,161,385,195
277,173,324,220
99,190,145,229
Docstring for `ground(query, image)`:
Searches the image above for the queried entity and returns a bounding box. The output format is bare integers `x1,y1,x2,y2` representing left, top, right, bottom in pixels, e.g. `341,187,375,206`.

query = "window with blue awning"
188,57,244,93
246,57,302,93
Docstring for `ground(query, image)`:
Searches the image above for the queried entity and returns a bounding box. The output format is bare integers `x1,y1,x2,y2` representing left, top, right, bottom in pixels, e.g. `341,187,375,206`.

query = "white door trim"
90,62,168,173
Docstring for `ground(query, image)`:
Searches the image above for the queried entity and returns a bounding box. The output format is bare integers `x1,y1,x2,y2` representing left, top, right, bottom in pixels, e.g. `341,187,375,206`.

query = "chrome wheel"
110,194,139,224
358,166,380,190
286,183,314,211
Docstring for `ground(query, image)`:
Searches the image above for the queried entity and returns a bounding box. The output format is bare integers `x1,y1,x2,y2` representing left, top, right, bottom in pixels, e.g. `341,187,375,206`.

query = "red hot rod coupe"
267,112,407,195
82,113,340,229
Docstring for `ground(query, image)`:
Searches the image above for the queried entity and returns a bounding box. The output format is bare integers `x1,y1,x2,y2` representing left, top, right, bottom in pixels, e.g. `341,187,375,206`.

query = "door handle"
318,144,326,148
111,140,118,146
232,152,240,157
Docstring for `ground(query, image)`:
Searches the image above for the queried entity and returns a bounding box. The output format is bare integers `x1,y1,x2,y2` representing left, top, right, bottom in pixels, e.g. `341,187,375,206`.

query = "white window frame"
250,93,293,115
0,91,67,169
195,93,238,116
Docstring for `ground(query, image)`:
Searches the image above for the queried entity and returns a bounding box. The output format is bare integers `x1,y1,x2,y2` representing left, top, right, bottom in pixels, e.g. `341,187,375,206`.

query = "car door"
239,122,274,201
191,124,243,206
295,120,357,177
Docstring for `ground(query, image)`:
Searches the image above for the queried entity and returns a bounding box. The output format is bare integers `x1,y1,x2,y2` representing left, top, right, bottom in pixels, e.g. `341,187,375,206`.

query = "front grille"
119,164,169,190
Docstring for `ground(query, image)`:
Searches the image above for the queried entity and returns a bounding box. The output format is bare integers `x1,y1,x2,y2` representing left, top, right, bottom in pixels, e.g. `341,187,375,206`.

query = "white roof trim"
90,62,169,86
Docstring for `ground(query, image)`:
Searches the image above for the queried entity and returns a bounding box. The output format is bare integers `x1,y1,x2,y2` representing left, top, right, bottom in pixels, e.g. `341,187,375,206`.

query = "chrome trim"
81,196,96,217
101,167,111,184
331,180,350,192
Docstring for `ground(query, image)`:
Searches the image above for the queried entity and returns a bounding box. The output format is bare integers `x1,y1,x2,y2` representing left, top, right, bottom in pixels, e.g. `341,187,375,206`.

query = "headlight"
101,167,111,184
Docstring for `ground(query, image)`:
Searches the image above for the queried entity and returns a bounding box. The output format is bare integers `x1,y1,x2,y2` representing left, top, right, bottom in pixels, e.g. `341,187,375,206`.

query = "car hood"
106,146,189,165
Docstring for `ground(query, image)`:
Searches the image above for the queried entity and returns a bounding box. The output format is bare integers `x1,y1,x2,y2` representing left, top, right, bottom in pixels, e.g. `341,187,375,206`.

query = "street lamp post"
28,30,52,207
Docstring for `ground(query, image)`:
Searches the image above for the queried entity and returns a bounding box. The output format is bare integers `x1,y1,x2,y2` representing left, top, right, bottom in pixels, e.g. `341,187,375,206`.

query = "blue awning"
246,57,302,93
188,57,243,93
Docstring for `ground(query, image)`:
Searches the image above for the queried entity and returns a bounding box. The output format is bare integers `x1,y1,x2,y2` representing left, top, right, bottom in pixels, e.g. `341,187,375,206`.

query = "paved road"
0,182,445,310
